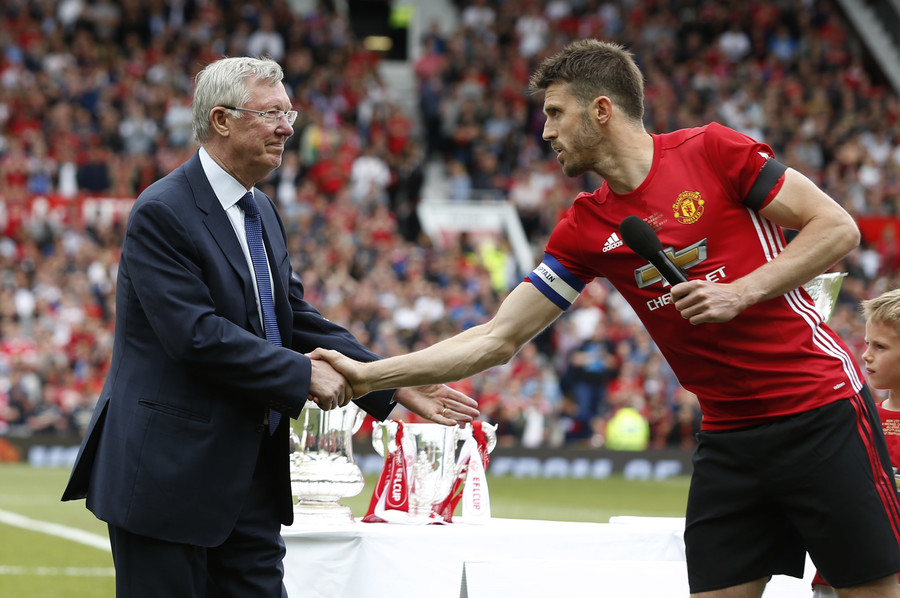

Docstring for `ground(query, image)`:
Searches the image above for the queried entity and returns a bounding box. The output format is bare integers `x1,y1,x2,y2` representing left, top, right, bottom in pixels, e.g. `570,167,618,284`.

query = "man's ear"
593,96,613,125
210,107,230,137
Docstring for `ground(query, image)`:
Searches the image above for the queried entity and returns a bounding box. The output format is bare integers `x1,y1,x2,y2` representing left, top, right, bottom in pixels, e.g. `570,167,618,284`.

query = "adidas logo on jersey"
603,232,623,252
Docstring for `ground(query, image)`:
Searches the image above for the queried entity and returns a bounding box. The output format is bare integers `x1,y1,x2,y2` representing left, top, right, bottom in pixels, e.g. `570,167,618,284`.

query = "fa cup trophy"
288,402,366,525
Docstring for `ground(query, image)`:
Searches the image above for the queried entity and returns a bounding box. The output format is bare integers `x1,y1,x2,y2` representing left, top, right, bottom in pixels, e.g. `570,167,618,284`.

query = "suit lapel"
183,154,264,338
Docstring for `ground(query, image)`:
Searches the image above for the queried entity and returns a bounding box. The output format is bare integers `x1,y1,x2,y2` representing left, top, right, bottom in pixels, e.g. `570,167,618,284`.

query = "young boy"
862,289,900,466
813,288,900,596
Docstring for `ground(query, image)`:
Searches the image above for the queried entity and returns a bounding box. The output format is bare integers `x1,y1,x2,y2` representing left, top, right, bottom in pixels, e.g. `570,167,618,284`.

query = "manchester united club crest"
673,191,704,224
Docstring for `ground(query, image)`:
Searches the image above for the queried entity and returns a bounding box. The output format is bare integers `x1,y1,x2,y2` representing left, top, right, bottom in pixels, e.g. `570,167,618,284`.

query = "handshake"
305,348,480,426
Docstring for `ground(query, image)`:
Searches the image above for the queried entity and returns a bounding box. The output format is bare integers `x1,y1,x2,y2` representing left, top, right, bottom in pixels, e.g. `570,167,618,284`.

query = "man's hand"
670,279,751,324
393,384,480,426
308,358,352,410
310,348,370,396
310,348,480,425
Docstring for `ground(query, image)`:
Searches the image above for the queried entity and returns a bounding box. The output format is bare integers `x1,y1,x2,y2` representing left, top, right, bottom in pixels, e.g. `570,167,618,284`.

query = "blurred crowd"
1,0,899,451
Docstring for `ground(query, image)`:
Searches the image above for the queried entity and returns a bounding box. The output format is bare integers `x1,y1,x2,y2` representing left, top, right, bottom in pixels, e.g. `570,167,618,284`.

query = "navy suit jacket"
62,152,395,546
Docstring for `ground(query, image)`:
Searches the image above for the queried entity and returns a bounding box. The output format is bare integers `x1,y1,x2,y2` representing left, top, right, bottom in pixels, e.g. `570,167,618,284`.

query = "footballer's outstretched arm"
312,283,564,397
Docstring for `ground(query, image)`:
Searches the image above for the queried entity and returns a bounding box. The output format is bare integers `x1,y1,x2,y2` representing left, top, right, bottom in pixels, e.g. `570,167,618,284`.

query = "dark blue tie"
238,191,282,434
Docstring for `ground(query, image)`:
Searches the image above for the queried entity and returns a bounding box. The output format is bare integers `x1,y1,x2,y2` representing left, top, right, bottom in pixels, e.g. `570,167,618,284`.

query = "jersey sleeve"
704,122,785,210
524,205,590,310
526,253,587,310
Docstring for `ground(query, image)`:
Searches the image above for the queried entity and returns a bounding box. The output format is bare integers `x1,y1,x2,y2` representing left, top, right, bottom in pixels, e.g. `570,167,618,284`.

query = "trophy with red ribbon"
365,421,497,524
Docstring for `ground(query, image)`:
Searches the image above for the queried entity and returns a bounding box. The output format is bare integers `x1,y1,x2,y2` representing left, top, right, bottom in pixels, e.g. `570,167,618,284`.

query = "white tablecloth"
281,516,814,597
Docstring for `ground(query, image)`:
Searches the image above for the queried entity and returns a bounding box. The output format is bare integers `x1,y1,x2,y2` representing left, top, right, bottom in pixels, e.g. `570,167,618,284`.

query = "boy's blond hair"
861,288,900,329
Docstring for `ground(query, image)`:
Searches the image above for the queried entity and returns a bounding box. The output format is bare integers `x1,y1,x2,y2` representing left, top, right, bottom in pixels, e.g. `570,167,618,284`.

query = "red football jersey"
877,402,900,471
528,123,864,430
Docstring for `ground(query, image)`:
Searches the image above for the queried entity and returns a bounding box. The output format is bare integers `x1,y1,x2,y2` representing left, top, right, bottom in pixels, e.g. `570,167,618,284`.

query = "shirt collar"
198,146,252,210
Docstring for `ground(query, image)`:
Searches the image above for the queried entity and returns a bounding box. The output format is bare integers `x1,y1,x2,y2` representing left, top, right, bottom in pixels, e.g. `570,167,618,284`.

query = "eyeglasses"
220,105,298,126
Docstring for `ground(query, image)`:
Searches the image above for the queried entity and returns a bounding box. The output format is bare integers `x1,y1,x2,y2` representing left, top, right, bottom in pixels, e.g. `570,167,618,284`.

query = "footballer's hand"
394,385,480,425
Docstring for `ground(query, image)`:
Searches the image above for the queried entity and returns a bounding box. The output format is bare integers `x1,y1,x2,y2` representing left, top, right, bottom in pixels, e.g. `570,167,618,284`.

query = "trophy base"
290,500,356,526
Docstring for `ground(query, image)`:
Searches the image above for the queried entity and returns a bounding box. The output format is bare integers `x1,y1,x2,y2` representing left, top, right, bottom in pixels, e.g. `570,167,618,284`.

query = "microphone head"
619,215,662,260
619,215,688,285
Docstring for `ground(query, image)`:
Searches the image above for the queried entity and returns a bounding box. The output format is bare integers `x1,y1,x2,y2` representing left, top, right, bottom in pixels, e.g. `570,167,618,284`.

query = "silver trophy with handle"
802,272,846,322
288,402,366,525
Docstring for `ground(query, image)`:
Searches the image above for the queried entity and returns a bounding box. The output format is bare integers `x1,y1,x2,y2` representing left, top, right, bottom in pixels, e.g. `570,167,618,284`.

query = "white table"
281,516,814,597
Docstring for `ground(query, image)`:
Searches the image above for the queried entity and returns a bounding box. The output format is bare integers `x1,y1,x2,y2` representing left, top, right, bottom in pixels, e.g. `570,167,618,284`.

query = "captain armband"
743,158,787,211
528,255,586,311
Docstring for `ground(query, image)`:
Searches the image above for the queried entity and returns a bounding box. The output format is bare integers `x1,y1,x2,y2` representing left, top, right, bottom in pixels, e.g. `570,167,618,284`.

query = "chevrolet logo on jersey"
633,239,708,288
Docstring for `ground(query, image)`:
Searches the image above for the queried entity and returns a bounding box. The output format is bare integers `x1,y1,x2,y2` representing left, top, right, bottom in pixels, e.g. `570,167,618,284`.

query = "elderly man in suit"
62,56,478,598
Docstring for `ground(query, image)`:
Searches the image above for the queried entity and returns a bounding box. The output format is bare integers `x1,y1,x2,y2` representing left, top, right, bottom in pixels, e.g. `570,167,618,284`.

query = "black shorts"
684,386,900,593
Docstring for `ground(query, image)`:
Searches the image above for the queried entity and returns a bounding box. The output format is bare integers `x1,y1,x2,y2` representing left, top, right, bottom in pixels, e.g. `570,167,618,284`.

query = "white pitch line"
0,509,110,552
0,566,115,577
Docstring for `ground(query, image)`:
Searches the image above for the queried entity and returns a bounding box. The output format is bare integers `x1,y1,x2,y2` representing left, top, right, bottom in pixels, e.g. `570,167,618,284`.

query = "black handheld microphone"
619,215,688,286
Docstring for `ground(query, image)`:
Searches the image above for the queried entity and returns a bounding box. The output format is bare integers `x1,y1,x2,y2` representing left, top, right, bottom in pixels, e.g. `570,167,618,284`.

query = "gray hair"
192,56,285,143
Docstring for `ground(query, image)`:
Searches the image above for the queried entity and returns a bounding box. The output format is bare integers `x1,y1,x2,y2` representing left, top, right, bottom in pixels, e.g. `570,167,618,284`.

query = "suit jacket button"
256,424,265,433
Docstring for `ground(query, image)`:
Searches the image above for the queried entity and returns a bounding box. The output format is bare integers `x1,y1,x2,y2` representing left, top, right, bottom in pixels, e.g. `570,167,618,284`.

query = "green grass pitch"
0,463,689,597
